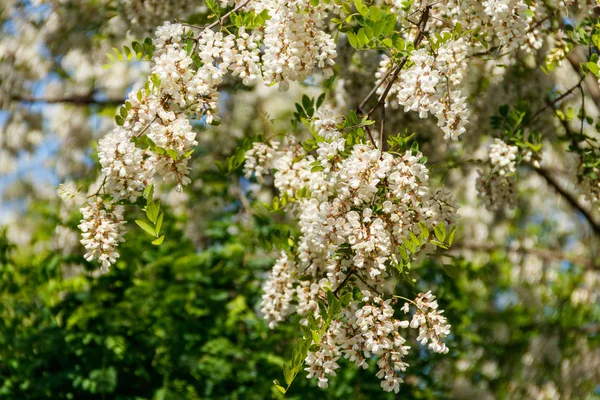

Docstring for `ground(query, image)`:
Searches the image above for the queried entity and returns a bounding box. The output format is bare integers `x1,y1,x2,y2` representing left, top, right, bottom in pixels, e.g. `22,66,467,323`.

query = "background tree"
1,0,599,399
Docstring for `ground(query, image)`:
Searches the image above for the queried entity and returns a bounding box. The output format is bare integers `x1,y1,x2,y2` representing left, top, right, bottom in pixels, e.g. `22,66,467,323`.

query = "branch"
10,94,123,106
333,270,355,297
531,165,600,237
522,74,585,128
567,48,600,111
451,241,599,270
195,0,251,39
359,5,431,118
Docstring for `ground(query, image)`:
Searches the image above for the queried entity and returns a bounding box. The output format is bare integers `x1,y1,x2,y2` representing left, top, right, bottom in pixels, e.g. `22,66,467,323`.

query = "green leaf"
368,5,382,21
431,240,449,249
587,61,599,75
316,93,326,109
143,183,154,200
443,263,460,279
418,221,429,241
408,231,420,247
146,201,159,224
300,325,311,340
448,226,457,246
403,238,416,253
340,292,353,307
135,220,156,237
347,31,358,49
302,95,312,113
123,45,133,61
166,149,179,160
434,224,446,242
155,213,164,236
283,363,294,385
523,9,535,18
152,235,165,246
354,0,368,15
273,380,286,394
326,289,336,307
311,330,320,345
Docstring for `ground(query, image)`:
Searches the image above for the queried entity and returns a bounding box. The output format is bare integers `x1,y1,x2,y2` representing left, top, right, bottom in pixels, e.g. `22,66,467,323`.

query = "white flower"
78,198,127,273
259,252,296,328
405,291,451,354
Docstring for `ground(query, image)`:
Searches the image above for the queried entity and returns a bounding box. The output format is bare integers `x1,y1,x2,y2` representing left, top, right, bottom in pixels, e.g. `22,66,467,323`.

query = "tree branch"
531,165,600,237
194,0,251,39
451,241,599,270
10,94,123,106
359,5,430,118
522,74,585,128
567,48,600,111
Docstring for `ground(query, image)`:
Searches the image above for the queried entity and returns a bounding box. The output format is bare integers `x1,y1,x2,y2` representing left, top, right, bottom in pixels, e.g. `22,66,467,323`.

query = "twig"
195,0,251,39
530,165,600,237
357,65,398,114
354,271,382,295
451,241,599,270
522,75,586,128
333,270,355,297
10,94,123,106
365,5,430,119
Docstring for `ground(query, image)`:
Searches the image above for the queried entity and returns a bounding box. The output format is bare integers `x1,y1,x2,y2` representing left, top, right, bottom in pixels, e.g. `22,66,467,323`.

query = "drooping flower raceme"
78,0,338,270
78,198,126,273
248,109,456,391
477,139,519,211
403,290,451,354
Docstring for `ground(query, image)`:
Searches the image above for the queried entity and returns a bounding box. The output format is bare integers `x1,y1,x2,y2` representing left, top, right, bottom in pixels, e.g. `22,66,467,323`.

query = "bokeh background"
1,1,599,399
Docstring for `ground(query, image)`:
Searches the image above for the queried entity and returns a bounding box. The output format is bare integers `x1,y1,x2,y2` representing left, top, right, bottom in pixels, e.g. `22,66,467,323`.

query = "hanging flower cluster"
476,138,519,211
377,0,544,141
78,0,338,270
376,41,469,141
247,109,456,391
78,198,126,273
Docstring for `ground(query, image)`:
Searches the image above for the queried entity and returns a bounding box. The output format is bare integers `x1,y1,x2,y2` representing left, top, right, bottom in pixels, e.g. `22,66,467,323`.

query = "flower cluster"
79,2,338,270
377,42,469,140
243,140,279,183
402,290,451,354
376,0,544,140
489,138,518,176
304,291,412,392
260,251,295,328
250,109,455,391
402,0,534,53
300,289,453,392
476,139,519,211
258,0,338,91
78,198,126,273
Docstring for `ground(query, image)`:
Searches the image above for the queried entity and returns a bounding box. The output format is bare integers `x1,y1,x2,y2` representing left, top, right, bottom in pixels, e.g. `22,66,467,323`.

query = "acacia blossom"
477,139,519,211
250,109,455,391
79,0,337,270
78,198,126,273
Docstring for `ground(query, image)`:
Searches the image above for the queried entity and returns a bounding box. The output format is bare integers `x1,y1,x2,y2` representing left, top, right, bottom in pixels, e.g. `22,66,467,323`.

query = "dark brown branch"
333,270,355,297
357,65,397,114
451,241,599,270
567,49,600,111
359,5,431,119
523,75,585,128
531,165,600,237
194,0,251,39
10,94,123,106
